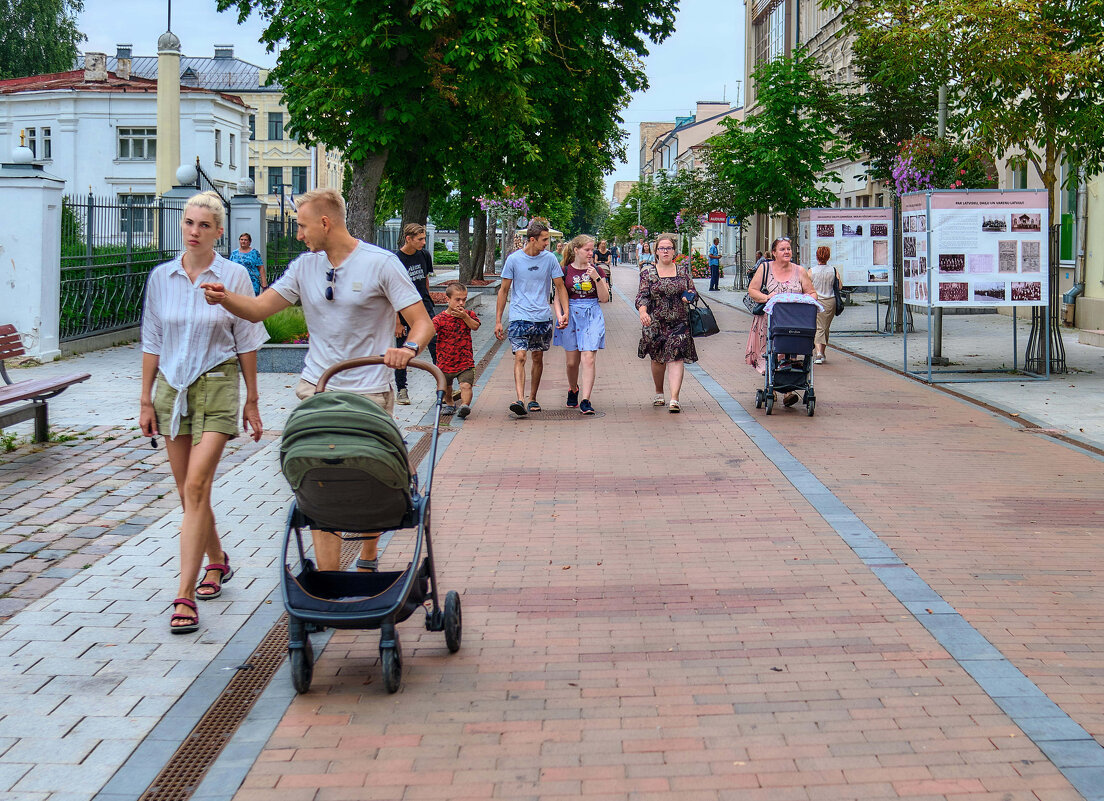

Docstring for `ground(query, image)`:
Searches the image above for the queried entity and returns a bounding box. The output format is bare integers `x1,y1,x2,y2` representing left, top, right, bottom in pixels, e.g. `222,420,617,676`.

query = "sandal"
196,553,233,600
355,558,378,572
783,392,799,407
509,401,528,417
170,598,199,634
668,399,681,413
527,401,542,412
652,394,665,406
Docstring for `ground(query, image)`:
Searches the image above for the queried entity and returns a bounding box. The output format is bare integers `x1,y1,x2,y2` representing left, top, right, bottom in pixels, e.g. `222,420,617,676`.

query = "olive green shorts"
154,358,240,445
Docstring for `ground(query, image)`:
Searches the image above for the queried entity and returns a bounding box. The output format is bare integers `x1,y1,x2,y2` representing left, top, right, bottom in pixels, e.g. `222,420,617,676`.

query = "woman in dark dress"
636,234,697,413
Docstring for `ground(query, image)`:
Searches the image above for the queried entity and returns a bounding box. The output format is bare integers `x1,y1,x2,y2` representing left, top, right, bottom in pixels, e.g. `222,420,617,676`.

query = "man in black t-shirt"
395,224,438,404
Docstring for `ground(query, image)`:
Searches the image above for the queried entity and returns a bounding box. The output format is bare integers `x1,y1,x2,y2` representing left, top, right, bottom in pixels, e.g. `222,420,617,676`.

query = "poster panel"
797,208,894,287
928,190,1048,308
900,192,929,305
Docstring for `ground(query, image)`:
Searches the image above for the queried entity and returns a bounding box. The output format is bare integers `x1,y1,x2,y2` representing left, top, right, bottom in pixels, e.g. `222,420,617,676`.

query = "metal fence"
60,193,231,342
266,215,307,284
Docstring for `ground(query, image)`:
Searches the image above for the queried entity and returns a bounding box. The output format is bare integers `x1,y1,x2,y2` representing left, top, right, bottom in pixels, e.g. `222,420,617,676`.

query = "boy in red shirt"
433,283,481,418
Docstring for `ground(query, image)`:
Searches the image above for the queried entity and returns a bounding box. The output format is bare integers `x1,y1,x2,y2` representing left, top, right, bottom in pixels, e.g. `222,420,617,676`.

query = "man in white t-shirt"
201,188,434,572
494,220,569,417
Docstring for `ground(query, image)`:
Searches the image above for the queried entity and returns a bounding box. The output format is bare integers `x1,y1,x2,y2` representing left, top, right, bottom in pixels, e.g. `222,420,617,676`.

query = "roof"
0,69,249,107
104,55,279,92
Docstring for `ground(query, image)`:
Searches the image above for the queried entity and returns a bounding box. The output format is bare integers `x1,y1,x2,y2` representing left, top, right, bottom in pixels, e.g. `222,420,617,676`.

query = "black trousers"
394,332,438,390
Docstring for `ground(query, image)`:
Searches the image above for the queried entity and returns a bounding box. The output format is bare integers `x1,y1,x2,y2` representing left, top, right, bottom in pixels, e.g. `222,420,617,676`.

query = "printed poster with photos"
798,207,894,287
901,189,1048,308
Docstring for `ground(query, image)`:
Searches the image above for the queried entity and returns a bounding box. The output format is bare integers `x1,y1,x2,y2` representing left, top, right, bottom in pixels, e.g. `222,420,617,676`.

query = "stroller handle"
316,356,448,393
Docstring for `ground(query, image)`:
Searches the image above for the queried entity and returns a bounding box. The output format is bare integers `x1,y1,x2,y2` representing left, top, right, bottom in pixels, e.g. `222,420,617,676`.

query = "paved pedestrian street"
2,264,1103,801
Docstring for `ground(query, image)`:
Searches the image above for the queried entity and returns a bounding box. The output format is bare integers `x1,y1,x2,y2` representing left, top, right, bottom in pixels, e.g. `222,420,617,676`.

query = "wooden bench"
0,324,91,442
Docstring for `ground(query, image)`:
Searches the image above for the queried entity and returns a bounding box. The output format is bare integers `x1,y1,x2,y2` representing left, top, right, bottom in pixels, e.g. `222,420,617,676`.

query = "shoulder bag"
688,295,720,337
742,263,770,315
833,271,845,316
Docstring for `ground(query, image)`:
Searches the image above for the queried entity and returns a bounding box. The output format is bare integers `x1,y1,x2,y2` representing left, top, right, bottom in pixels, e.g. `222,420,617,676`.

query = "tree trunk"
401,184,430,231
458,211,474,284
481,211,496,279
500,214,516,269
471,211,487,281
346,151,388,243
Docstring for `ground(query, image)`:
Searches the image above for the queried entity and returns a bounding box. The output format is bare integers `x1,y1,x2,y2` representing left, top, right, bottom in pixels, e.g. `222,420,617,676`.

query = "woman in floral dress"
636,234,697,413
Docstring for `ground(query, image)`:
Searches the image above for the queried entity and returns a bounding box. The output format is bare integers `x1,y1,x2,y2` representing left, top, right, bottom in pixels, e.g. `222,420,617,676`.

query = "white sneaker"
813,356,824,365
397,388,410,404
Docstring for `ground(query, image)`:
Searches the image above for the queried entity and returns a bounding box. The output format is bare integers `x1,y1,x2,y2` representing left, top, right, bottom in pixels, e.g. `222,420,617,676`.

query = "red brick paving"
234,267,1099,800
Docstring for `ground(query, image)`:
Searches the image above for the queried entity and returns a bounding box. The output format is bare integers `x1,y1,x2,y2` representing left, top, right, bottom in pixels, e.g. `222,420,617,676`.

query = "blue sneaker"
579,399,595,415
566,388,579,408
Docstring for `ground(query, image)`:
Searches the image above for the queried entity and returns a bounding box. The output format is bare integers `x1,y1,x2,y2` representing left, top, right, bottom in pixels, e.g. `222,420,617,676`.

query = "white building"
0,55,250,205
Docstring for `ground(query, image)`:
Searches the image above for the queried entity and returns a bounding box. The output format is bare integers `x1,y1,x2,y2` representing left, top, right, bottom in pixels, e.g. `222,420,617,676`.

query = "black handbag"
743,264,770,315
688,296,720,337
833,272,845,316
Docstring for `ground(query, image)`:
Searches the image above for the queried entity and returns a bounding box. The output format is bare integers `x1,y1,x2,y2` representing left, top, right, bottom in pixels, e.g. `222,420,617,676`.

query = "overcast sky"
77,1,744,199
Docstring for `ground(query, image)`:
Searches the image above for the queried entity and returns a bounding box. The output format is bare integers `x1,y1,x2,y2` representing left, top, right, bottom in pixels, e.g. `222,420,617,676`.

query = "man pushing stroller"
202,188,434,572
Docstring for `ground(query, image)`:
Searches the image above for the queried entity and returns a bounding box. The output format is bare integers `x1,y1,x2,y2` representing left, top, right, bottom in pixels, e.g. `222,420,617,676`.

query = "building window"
844,197,853,208
292,165,308,194
249,114,256,141
268,166,283,195
41,127,51,159
118,127,157,160
267,112,283,141
119,194,155,235
754,1,786,66
229,133,236,168
248,166,255,183
214,129,222,165
1013,163,1028,189
25,127,52,159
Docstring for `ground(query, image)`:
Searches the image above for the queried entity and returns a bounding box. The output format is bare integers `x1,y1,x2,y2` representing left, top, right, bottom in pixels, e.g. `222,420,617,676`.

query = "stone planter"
257,342,307,373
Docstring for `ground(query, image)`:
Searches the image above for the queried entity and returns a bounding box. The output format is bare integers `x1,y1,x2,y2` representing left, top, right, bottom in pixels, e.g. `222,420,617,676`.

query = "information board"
798,207,894,287
901,190,1048,308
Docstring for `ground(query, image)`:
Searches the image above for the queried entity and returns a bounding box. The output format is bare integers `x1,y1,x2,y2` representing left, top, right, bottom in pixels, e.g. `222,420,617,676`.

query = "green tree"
706,48,851,231
0,0,85,80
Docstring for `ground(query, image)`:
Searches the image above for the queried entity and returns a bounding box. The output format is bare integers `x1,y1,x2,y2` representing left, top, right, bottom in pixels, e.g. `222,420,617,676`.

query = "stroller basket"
283,564,428,621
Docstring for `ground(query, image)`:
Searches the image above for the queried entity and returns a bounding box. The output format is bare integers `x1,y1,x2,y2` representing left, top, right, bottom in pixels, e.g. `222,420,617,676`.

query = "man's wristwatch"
401,341,420,355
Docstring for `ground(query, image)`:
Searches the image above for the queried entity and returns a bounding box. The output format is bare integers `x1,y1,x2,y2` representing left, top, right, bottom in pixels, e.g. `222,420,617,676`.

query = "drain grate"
509,408,606,420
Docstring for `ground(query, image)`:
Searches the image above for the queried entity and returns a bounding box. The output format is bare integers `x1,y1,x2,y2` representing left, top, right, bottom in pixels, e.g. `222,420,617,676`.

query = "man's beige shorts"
295,379,395,415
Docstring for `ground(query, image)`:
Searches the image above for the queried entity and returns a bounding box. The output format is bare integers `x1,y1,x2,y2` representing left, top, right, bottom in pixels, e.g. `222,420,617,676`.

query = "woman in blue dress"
228,233,266,295
553,234,609,415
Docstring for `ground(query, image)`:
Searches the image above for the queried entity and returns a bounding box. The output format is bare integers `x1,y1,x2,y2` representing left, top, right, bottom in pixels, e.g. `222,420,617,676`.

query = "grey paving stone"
37,567,82,579
0,553,29,569
1015,715,1095,742
0,761,33,792
2,735,100,765
4,541,48,554
1039,739,1104,768
1063,766,1104,801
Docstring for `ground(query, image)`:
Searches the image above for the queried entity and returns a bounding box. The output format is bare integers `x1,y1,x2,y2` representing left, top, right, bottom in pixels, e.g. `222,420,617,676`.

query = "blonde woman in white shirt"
140,191,267,634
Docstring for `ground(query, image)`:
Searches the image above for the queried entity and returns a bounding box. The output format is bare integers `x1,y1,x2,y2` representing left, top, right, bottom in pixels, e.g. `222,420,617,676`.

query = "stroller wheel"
289,640,314,694
381,634,403,694
444,590,462,653
806,398,816,417
765,394,774,415
754,389,763,409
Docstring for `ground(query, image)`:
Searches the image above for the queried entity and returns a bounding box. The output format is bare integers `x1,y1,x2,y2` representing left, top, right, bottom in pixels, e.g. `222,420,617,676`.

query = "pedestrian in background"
809,245,841,364
229,232,266,295
707,237,721,292
611,242,620,267
140,191,267,634
554,234,609,415
636,233,697,413
394,223,438,405
495,219,570,417
638,241,654,268
433,282,480,418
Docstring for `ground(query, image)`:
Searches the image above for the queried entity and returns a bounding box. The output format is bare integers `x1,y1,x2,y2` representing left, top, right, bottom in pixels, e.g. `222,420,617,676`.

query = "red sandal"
196,554,233,600
170,598,199,634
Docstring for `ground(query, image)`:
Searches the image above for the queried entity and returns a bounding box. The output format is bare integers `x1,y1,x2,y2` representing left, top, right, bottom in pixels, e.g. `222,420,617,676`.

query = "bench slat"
0,324,24,360
0,373,92,405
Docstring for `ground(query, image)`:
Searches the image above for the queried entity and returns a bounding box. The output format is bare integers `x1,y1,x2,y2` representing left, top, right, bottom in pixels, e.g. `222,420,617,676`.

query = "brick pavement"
229,267,1097,800
0,426,273,621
